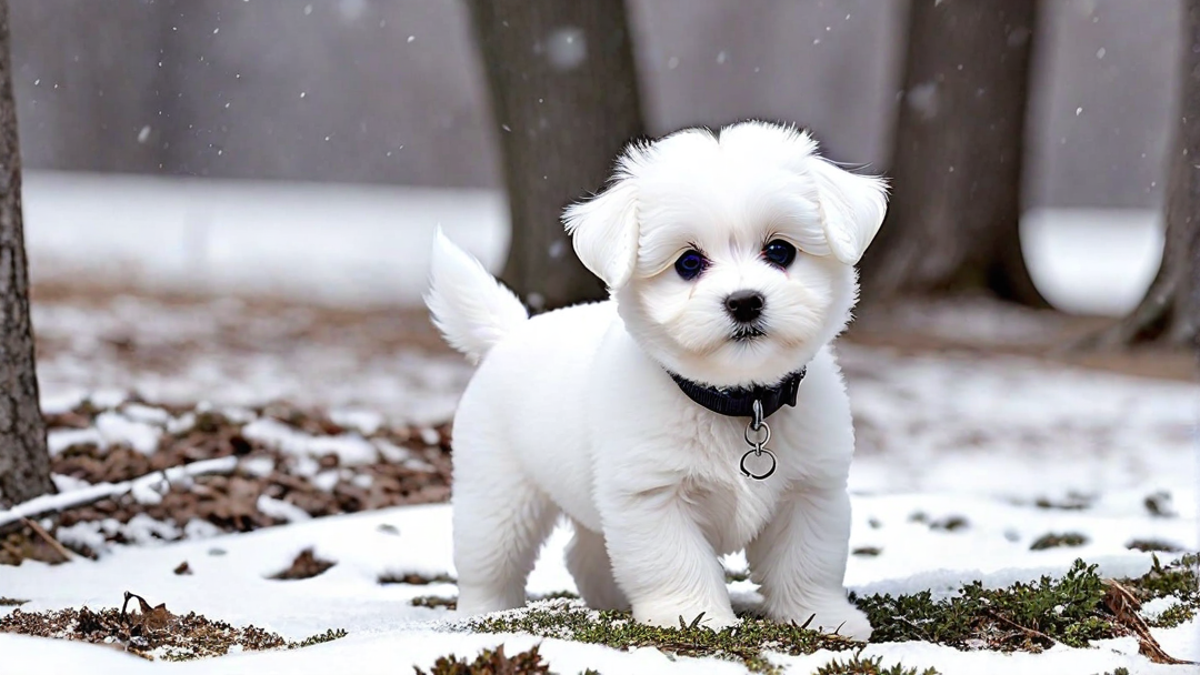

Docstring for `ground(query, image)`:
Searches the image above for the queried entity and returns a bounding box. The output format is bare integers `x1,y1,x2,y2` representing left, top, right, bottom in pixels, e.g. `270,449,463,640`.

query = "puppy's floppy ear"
808,158,889,266
563,179,639,289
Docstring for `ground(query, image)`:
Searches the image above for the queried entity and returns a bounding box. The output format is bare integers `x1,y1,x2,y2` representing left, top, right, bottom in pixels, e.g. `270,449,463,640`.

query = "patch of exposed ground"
0,591,345,661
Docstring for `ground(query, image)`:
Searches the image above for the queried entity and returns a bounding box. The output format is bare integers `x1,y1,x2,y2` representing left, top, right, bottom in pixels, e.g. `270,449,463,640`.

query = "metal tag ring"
740,447,777,480
744,421,771,448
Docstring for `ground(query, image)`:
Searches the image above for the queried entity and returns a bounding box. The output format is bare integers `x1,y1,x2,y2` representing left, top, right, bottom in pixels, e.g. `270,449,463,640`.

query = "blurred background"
8,0,1183,321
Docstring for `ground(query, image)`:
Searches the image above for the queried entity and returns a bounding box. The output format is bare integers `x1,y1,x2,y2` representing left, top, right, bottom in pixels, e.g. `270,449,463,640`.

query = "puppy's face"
565,122,887,388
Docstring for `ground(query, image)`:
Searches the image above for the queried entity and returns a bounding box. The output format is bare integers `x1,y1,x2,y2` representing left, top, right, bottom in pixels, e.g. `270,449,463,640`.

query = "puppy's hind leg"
564,520,629,611
452,456,559,616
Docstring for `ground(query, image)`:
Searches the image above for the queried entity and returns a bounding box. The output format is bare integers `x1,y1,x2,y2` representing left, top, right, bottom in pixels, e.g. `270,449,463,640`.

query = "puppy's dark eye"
674,250,707,280
762,239,796,269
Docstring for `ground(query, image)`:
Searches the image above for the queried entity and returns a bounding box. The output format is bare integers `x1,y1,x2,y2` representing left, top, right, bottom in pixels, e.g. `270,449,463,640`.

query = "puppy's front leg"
600,485,736,629
746,485,872,640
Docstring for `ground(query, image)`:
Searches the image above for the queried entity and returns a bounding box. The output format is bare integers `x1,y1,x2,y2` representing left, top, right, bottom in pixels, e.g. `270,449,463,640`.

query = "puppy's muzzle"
725,290,765,324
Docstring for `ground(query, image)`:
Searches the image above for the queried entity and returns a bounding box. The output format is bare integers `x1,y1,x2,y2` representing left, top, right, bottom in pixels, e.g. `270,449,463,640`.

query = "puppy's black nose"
725,290,765,323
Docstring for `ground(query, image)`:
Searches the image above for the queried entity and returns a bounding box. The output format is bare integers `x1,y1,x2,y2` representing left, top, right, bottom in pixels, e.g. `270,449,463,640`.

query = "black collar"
668,367,806,419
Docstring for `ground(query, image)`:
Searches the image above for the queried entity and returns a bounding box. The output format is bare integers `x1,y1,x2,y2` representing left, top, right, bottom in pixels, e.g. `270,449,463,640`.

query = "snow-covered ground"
2,175,1193,673
5,294,1197,673
3,498,1195,675
22,171,1162,316
21,171,508,308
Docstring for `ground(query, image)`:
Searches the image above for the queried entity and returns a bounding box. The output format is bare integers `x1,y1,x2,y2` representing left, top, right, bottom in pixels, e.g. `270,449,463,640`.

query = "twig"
0,540,24,559
985,609,1058,647
1103,579,1193,665
0,457,237,533
20,517,73,562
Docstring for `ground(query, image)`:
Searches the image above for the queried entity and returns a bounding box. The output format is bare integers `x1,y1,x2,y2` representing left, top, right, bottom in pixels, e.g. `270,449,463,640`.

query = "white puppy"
426,120,886,640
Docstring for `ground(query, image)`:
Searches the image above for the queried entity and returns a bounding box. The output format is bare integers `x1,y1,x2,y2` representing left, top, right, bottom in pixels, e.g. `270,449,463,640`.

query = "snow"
32,296,473,426
241,418,377,465
1141,596,1184,623
3,496,1195,674
5,349,1198,673
257,495,312,524
1021,207,1164,316
23,172,1159,318
21,171,508,308
328,408,384,435
123,403,173,426
95,411,161,455
47,410,162,456
46,427,104,455
0,457,237,531
13,301,1199,674
240,455,277,479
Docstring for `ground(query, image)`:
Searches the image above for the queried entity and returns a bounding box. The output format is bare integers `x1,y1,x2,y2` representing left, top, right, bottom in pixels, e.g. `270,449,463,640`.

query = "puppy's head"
564,121,888,388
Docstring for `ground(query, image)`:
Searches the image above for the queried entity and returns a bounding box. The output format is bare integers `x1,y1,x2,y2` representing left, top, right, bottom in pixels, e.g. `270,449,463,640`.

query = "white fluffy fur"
425,227,529,364
426,121,887,640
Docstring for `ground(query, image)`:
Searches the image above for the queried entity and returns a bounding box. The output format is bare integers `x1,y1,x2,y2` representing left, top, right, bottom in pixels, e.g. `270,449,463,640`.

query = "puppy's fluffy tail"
425,228,528,363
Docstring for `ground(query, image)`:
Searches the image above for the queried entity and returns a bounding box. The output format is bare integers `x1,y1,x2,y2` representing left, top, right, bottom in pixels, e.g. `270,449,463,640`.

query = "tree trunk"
0,0,53,508
467,0,645,311
859,0,1047,307
1090,0,1200,350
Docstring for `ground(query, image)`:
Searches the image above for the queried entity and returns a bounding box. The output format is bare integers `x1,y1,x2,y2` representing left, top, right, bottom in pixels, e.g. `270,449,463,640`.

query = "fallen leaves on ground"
0,590,345,661
414,644,553,675
2,401,453,566
269,548,336,580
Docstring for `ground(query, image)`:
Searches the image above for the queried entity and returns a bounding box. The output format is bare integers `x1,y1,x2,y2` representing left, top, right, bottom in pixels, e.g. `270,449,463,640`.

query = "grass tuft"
414,644,551,675
379,571,456,586
1125,539,1184,554
815,655,940,675
287,628,348,649
1029,532,1088,550
466,599,858,674
1121,553,1199,627
449,555,1198,670
854,559,1110,650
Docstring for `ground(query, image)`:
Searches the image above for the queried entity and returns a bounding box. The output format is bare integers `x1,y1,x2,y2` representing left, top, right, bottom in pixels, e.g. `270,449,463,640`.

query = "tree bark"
0,0,53,508
1091,0,1200,350
467,0,645,311
860,0,1047,307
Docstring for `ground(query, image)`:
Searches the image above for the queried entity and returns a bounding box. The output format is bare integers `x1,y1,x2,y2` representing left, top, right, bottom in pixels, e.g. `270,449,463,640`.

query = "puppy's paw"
634,602,738,631
776,599,872,642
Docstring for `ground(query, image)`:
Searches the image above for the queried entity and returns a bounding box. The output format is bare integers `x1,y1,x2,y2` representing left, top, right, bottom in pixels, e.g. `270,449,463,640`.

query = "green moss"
467,600,857,675
287,628,347,649
1143,491,1175,518
854,559,1111,650
929,516,969,532
447,556,1199,670
1029,532,1088,550
815,655,940,675
410,595,457,609
378,571,456,586
1150,602,1194,629
1125,539,1183,553
1034,492,1093,511
1122,553,1199,628
1124,553,1198,600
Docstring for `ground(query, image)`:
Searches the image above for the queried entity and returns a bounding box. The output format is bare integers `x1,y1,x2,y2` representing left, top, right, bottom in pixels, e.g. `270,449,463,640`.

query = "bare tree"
860,0,1046,307
467,0,645,310
1091,0,1200,350
0,0,53,508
